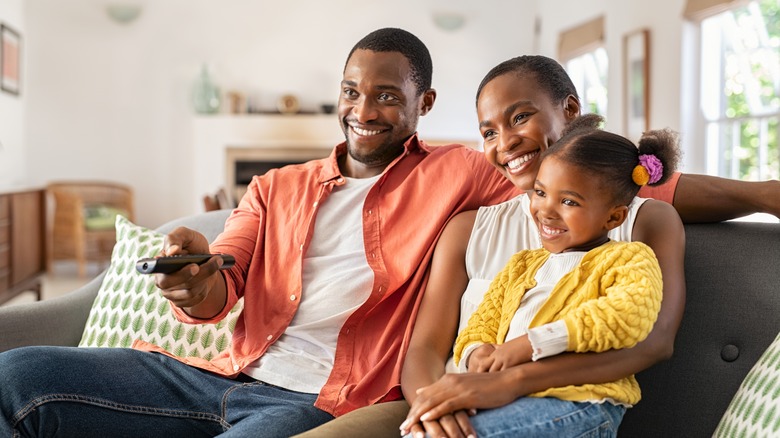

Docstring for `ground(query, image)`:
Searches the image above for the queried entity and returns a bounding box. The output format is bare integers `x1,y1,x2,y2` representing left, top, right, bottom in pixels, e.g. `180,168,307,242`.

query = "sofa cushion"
713,331,780,437
78,215,243,360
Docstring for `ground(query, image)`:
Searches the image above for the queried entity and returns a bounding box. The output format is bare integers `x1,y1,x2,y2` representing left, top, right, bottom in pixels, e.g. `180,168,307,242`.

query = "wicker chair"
46,181,134,277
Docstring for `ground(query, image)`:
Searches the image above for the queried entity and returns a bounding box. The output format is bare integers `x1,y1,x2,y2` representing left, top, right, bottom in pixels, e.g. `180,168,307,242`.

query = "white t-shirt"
243,175,380,393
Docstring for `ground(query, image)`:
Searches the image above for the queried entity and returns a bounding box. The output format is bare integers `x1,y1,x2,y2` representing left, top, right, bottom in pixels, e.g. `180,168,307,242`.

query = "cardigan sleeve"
453,250,531,365
563,242,663,353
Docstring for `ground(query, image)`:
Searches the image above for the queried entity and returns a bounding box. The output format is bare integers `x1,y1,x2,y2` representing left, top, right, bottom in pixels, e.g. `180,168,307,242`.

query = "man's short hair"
346,28,433,96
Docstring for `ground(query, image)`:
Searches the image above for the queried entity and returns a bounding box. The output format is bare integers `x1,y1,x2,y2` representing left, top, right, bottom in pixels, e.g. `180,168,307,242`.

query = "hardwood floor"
1,261,95,307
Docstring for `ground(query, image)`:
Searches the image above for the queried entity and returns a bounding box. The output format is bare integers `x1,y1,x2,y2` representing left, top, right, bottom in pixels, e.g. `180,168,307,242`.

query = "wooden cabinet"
0,188,45,305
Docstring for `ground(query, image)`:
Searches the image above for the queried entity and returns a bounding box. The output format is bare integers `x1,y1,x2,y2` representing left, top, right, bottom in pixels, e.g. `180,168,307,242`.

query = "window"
559,16,608,116
700,0,780,180
565,48,609,116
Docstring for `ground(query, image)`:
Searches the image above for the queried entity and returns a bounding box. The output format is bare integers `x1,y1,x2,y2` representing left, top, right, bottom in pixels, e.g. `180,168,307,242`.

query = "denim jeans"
405,396,625,438
469,397,625,438
0,346,334,437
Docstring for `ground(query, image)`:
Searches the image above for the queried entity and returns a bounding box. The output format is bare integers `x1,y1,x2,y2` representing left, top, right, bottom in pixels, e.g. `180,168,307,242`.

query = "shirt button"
266,334,273,341
313,201,318,207
367,210,372,215
290,294,297,301
299,244,304,251
233,364,240,372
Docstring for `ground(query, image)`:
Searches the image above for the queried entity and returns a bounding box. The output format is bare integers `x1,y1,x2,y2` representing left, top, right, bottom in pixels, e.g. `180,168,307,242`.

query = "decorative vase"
192,64,221,114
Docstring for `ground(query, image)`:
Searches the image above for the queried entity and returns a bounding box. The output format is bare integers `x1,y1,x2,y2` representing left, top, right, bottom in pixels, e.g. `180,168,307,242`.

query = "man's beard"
345,139,404,167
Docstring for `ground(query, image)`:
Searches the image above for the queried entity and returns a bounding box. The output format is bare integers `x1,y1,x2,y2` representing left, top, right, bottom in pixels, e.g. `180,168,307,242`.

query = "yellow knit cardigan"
454,240,663,406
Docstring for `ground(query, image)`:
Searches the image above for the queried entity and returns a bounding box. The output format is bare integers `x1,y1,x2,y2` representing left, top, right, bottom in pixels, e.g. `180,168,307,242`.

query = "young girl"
438,113,679,437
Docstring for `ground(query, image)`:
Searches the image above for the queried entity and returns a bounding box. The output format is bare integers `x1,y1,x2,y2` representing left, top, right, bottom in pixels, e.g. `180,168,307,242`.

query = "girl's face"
476,72,579,191
529,156,627,253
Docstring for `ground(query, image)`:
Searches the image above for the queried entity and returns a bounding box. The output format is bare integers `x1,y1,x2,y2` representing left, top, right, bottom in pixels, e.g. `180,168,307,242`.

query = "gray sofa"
1,209,778,437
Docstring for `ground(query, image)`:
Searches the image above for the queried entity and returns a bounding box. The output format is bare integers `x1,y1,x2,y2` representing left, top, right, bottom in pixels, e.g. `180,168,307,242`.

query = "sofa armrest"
0,209,232,354
0,273,104,353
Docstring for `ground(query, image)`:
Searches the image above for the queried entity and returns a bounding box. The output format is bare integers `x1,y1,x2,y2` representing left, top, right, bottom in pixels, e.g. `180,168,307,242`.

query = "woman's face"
476,72,579,191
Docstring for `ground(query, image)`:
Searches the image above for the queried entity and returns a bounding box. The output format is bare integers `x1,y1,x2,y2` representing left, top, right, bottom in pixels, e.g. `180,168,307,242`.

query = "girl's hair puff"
541,114,681,205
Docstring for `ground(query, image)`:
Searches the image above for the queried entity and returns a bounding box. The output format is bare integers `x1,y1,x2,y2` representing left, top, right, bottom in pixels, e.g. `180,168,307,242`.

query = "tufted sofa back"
618,221,780,437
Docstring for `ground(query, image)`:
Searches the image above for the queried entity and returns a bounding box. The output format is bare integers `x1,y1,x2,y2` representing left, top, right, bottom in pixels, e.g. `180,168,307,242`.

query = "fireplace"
225,146,330,204
191,114,344,213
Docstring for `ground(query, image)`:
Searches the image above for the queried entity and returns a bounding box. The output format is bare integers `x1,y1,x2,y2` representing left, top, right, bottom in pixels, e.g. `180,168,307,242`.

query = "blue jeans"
406,397,625,438
0,346,334,437
470,397,625,438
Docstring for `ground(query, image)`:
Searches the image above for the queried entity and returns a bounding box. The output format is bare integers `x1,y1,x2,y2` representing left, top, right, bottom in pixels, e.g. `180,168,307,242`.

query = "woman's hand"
403,369,523,432
402,411,475,438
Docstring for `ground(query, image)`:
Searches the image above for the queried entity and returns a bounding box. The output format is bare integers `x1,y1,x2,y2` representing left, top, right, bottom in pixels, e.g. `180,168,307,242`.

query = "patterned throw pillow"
713,332,780,437
79,215,243,360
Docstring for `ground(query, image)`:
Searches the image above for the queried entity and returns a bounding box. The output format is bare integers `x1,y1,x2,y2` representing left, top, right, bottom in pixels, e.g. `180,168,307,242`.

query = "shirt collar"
318,133,428,184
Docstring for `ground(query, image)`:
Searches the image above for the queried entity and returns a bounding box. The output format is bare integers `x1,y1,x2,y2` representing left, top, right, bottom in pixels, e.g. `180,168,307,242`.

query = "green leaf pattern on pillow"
714,332,780,437
79,215,243,361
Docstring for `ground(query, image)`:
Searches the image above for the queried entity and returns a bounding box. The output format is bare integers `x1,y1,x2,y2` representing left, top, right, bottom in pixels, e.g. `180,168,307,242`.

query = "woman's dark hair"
542,114,681,205
346,28,433,96
476,55,578,106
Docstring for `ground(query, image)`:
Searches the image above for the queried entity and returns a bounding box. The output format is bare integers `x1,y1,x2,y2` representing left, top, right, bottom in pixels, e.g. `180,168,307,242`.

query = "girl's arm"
403,199,686,425
452,252,523,366
562,243,663,354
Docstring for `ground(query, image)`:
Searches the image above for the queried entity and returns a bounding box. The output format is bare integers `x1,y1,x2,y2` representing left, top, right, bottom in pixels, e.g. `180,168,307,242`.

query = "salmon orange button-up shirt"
136,134,519,416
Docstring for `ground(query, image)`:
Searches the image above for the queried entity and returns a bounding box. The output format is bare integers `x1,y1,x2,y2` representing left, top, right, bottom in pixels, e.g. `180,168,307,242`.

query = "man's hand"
154,227,226,316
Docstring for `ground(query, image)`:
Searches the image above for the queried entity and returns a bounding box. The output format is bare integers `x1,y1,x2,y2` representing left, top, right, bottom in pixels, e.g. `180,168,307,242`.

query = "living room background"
2,0,694,228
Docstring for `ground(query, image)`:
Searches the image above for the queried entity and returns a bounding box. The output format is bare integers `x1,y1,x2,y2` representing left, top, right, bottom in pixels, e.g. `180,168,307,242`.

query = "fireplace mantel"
192,114,344,211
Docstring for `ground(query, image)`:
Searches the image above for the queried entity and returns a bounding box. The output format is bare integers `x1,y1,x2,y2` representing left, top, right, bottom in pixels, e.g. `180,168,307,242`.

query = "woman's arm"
401,211,478,438
404,199,686,424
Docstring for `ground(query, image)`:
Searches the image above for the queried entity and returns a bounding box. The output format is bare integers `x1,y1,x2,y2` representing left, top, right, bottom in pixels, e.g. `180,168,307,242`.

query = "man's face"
338,49,432,175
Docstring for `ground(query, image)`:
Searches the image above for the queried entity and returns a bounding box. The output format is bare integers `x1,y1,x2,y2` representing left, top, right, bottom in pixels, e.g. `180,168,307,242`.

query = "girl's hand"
467,343,497,372
403,370,522,431
485,336,533,372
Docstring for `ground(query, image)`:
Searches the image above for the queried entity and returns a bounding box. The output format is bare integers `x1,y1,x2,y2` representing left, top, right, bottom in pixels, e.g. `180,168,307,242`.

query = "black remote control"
135,254,236,274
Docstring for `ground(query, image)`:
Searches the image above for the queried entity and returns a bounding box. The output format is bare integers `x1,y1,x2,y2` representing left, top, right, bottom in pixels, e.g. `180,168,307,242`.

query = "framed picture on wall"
623,28,650,141
1,23,21,96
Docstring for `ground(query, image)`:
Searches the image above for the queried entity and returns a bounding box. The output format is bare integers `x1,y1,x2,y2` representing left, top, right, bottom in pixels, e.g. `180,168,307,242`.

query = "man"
0,28,517,437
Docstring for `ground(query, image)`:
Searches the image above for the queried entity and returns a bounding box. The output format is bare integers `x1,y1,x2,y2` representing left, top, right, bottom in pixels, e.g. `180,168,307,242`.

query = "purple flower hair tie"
638,154,663,184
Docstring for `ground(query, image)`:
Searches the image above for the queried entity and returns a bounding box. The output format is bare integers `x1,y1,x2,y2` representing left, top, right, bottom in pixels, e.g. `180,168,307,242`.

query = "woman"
399,56,686,437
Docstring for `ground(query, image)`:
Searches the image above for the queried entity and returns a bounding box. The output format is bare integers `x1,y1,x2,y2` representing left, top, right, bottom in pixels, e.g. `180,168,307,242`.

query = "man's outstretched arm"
644,172,780,223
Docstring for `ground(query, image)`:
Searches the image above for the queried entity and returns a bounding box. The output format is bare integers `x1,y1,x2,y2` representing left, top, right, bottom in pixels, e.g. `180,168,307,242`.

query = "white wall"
13,0,705,227
0,0,26,188
21,0,537,227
